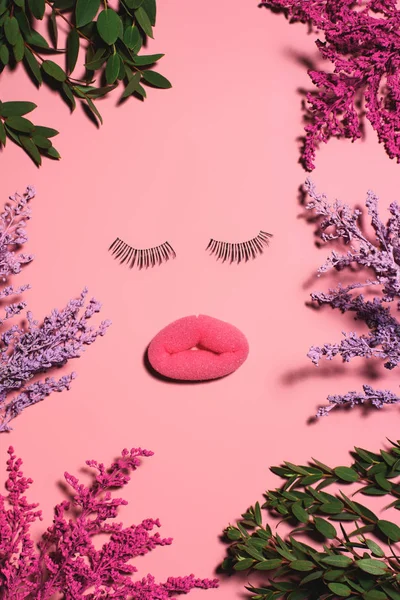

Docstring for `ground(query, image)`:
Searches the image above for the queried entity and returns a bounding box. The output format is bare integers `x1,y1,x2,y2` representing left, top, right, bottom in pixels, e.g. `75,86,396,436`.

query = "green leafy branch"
0,0,171,165
223,439,400,600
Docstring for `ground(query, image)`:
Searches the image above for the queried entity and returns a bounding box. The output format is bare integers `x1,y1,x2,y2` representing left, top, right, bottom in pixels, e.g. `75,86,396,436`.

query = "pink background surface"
1,1,400,597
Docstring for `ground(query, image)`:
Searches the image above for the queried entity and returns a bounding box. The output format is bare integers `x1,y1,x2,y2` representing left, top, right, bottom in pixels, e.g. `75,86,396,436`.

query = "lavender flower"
305,180,400,416
260,0,400,170
0,189,110,432
0,446,218,599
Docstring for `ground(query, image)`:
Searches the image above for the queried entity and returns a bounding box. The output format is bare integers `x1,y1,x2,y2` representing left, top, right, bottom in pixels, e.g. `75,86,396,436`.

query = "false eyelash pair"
109,230,272,270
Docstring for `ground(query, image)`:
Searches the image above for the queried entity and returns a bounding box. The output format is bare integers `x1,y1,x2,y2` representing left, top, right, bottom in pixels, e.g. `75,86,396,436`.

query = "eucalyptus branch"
223,439,400,600
0,0,171,166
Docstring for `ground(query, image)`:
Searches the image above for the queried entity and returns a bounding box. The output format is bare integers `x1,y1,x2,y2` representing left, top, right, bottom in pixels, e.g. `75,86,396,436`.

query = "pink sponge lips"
147,315,249,381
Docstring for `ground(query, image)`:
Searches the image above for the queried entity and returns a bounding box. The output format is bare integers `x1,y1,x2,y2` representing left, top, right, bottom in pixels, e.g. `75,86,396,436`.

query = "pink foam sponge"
147,315,249,381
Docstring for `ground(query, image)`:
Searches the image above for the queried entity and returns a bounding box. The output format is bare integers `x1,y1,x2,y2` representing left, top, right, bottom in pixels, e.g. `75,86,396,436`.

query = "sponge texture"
147,315,249,381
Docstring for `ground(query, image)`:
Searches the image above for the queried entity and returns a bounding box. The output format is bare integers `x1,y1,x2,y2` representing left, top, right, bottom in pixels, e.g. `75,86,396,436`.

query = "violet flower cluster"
304,179,400,416
0,446,218,599
260,0,400,170
0,188,110,432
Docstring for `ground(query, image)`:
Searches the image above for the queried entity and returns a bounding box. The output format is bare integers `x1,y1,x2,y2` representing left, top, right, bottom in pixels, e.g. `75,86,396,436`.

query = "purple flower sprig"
304,179,400,416
260,0,400,170
0,446,218,599
0,188,110,432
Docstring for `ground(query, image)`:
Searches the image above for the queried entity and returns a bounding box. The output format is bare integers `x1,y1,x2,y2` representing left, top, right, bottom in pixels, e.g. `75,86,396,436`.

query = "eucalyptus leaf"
76,0,100,27
42,60,67,82
141,70,171,88
328,583,352,597
105,53,120,84
6,116,35,132
4,17,20,45
356,559,387,575
20,135,41,165
377,520,400,542
28,0,45,19
24,47,43,84
0,102,36,117
96,9,121,45
0,120,6,145
134,6,153,37
66,28,79,74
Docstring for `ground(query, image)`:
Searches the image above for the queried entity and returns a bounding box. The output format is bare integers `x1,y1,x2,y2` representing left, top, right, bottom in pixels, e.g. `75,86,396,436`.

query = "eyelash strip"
109,238,176,269
206,230,272,263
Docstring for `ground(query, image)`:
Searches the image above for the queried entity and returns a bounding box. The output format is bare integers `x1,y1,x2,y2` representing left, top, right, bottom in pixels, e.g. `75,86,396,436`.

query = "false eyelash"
109,238,176,269
206,230,272,263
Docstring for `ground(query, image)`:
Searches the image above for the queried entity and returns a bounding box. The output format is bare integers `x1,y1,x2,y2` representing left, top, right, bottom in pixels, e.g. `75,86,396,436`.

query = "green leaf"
105,53,120,84
13,34,25,62
381,451,395,466
85,97,103,124
320,501,344,515
360,486,387,496
377,520,400,542
322,556,353,568
290,560,315,572
123,24,141,49
25,30,49,48
42,60,67,81
134,6,153,37
6,116,35,132
133,53,164,66
234,558,254,571
324,569,346,581
226,527,241,541
253,559,282,571
334,467,359,482
0,44,9,65
46,145,60,159
4,17,20,45
365,540,385,558
381,585,400,600
141,70,172,88
28,0,45,19
0,120,6,145
328,583,352,597
375,472,392,491
32,134,51,149
121,71,141,98
84,47,107,70
300,570,323,585
311,458,333,473
20,135,41,165
5,125,22,145
363,591,388,600
13,0,25,6
117,57,125,80
15,6,32,36
0,101,36,117
85,84,117,98
314,517,336,539
34,125,58,137
142,0,156,25
291,502,309,524
49,9,58,48
356,559,387,575
254,502,262,527
24,47,43,84
353,502,378,523
66,27,79,74
76,0,100,27
96,9,122,45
